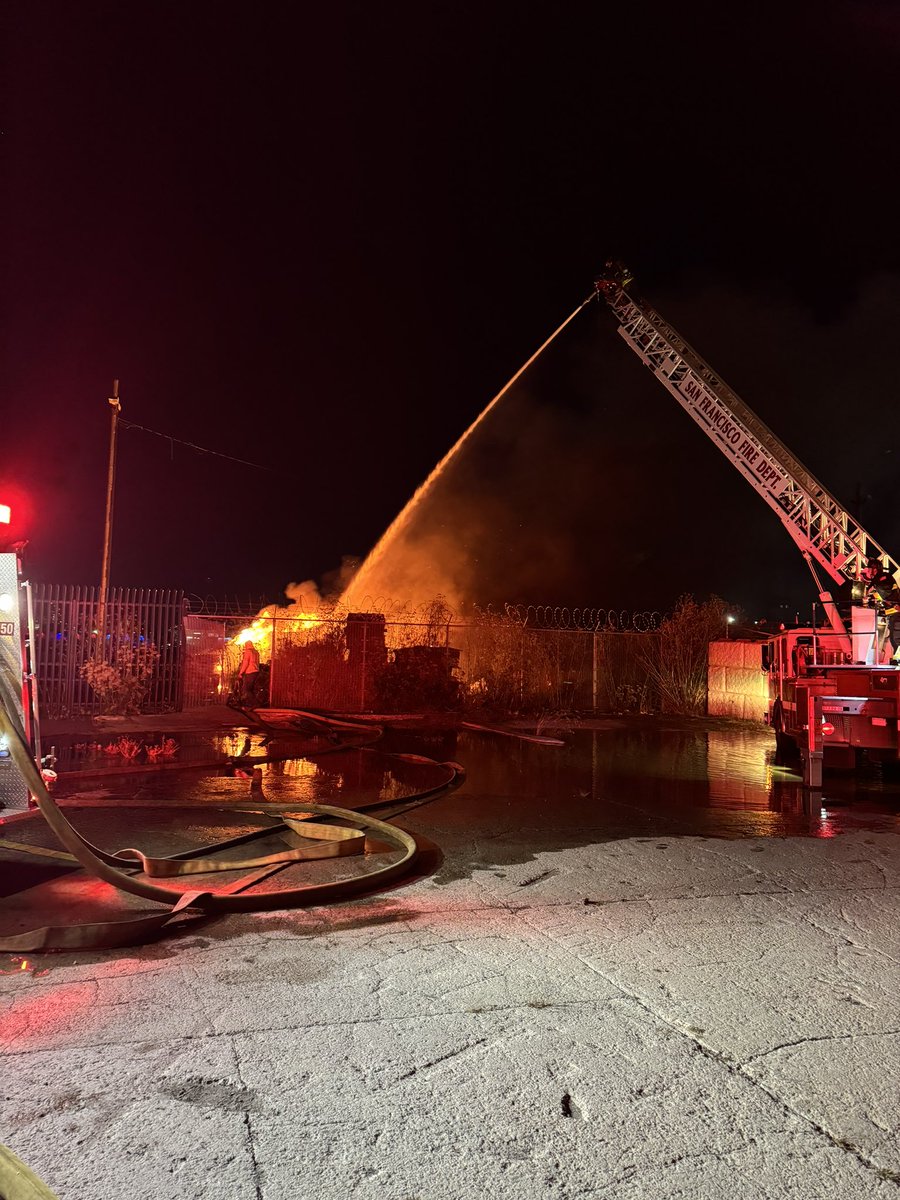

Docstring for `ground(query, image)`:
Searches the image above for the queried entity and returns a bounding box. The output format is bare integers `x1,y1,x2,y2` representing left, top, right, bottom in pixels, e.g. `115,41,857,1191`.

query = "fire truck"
595,263,900,786
0,541,42,810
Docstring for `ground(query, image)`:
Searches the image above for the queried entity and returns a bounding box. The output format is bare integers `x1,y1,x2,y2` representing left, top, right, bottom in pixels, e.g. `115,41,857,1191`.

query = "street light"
726,614,736,639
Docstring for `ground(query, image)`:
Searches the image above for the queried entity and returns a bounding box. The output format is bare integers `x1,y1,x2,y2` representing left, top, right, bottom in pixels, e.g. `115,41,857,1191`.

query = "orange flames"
234,621,267,647
233,612,321,645
229,605,324,672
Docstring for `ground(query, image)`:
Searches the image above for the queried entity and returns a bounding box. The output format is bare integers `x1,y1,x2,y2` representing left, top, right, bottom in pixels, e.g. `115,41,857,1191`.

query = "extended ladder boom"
595,263,897,587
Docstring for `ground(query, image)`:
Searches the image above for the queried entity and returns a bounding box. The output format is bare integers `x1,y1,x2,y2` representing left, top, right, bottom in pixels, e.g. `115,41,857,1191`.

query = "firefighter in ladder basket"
860,557,899,662
884,585,900,665
861,556,893,603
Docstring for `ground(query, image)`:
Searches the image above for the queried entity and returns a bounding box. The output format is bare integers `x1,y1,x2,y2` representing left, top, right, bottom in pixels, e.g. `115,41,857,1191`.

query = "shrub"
638,594,729,715
82,640,160,715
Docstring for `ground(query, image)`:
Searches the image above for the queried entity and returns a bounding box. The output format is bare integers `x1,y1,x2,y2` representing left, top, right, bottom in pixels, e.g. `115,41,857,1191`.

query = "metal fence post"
269,615,276,707
592,630,599,714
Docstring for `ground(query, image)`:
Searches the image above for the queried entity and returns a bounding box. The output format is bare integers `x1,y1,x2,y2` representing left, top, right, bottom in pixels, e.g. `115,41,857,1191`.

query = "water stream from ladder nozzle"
340,293,596,610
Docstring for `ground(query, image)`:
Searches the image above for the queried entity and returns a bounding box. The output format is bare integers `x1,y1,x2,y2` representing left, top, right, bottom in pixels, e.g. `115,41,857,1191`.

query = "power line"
118,418,281,473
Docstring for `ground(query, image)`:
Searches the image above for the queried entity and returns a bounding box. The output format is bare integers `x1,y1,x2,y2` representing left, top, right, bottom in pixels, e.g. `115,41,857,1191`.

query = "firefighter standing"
238,639,261,704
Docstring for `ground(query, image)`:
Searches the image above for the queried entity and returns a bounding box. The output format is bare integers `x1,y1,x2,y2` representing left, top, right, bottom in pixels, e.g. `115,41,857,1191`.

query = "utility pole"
98,380,121,656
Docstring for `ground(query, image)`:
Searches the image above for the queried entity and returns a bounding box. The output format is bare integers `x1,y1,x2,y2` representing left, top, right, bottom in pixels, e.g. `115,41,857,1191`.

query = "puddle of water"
443,724,900,839
50,741,438,810
47,729,266,772
44,720,900,839
7,721,898,977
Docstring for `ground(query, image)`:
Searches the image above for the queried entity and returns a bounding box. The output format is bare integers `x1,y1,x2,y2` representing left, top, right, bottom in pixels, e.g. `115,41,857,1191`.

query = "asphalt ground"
1,719,898,1198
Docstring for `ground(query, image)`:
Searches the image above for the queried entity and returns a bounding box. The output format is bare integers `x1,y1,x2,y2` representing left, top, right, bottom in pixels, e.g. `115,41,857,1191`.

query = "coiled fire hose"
0,669,464,1200
0,664,464,952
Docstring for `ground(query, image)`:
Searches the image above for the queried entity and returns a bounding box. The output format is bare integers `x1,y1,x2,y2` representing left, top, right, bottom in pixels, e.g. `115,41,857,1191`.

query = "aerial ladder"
594,262,900,782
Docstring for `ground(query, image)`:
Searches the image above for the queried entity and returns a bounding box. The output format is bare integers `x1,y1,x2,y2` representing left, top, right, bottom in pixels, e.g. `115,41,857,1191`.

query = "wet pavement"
44,717,900,841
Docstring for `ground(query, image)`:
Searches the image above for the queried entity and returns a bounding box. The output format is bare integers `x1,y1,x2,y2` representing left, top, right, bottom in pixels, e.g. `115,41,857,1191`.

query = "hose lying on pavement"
227,700,386,754
0,668,464,952
0,1142,61,1200
461,720,565,746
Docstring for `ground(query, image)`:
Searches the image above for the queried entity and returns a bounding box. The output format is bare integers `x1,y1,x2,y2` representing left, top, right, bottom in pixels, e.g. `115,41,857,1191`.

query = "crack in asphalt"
230,1036,264,1200
393,1036,490,1084
511,902,900,1187
743,1028,900,1065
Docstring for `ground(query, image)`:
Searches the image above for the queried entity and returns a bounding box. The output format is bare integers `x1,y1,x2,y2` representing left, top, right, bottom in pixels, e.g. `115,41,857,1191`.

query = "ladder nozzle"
595,260,634,296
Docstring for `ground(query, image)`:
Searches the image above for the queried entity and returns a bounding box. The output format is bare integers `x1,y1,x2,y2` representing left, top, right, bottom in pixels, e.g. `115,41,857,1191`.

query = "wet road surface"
3,716,899,979
43,718,900,842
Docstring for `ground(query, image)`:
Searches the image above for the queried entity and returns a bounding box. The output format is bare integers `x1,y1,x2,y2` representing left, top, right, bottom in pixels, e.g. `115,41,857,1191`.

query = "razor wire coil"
500,605,663,632
186,594,665,631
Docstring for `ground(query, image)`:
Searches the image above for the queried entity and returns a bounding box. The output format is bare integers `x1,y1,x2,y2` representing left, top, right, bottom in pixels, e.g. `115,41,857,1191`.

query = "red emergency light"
0,505,10,525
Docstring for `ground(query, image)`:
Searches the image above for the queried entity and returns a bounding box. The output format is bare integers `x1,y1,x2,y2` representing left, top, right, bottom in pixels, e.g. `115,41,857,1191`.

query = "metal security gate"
32,585,185,718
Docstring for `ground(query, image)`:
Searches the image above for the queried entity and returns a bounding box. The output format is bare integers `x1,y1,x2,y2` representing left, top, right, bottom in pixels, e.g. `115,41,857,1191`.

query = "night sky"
4,2,900,619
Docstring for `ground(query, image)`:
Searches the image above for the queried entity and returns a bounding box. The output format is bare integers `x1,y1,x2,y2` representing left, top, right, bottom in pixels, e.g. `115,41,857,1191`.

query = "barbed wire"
185,594,272,618
500,605,663,631
185,593,665,631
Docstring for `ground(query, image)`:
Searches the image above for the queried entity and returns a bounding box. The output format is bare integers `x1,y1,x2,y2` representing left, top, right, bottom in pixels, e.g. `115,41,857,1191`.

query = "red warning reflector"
821,722,835,736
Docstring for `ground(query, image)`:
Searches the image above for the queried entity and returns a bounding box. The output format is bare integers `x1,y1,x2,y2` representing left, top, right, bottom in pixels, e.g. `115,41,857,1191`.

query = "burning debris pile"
213,590,665,718
222,593,462,714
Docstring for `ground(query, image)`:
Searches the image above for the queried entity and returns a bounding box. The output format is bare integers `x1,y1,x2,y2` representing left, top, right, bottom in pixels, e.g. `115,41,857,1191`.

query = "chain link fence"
181,603,663,716
32,590,669,719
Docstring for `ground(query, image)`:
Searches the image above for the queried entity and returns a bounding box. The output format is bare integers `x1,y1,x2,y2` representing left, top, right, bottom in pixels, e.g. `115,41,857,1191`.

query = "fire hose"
0,666,464,953
225,698,386,754
0,1142,61,1200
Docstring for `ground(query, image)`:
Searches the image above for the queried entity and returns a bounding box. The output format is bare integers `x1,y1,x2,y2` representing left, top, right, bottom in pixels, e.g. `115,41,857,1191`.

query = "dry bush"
592,631,660,714
82,639,160,715
375,600,460,712
454,612,560,714
638,594,729,715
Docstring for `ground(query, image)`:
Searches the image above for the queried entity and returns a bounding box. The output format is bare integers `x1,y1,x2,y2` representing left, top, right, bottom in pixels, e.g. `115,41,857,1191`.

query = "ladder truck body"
595,263,900,782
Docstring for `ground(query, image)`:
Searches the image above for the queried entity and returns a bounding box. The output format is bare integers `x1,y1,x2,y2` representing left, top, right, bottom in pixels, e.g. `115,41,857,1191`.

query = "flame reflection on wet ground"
46,720,900,840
